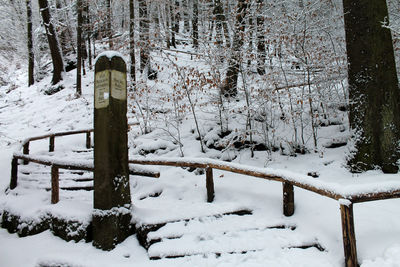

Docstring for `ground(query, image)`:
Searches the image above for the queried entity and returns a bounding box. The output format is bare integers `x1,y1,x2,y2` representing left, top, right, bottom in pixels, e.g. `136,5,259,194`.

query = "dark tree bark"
183,0,189,33
256,0,266,75
170,0,176,48
76,0,82,96
213,0,230,49
84,0,92,69
213,0,223,47
192,0,198,48
129,0,135,85
221,0,248,97
172,0,180,46
38,0,64,85
343,0,400,173
106,0,113,49
174,0,180,35
139,0,149,73
26,0,34,86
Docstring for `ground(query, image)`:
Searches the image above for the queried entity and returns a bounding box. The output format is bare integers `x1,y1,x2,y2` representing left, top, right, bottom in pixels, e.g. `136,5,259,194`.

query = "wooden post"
23,142,29,165
51,165,59,204
86,131,91,149
283,182,294,216
49,135,55,152
340,203,358,267
206,167,214,203
10,157,18,190
93,52,131,251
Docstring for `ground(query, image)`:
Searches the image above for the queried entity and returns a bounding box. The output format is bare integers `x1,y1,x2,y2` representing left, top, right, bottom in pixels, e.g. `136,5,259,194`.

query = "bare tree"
129,0,135,85
76,0,83,96
192,0,199,48
256,0,266,75
38,0,64,85
26,0,34,86
139,0,149,73
343,0,400,173
220,0,248,97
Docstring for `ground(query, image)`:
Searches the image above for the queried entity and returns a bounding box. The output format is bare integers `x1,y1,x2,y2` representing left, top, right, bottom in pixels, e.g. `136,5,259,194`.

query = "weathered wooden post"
206,166,214,202
51,165,59,204
23,142,29,165
92,52,132,251
282,182,294,216
340,202,358,267
49,135,55,152
10,157,18,190
86,131,91,149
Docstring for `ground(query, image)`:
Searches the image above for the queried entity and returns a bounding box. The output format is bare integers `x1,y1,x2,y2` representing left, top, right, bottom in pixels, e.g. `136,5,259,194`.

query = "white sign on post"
111,70,127,100
95,70,110,109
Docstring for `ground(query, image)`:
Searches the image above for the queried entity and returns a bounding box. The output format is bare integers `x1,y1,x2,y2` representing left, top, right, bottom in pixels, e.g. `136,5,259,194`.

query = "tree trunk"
220,0,248,97
170,0,176,48
256,0,266,75
76,0,82,96
106,0,113,49
214,0,223,48
165,2,171,48
343,0,400,173
173,0,180,42
84,0,92,69
183,0,189,33
192,0,198,48
38,0,64,85
129,0,135,85
26,0,34,86
139,0,149,73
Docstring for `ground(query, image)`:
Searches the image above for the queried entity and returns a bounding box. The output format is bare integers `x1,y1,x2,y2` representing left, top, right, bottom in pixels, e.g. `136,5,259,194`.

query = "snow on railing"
8,126,400,267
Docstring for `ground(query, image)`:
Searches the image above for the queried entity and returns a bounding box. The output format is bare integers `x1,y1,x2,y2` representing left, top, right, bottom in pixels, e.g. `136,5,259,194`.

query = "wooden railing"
128,158,400,267
9,123,160,203
9,126,400,267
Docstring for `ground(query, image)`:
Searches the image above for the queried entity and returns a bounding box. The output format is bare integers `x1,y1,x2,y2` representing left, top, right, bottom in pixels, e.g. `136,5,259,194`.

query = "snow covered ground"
1,58,400,267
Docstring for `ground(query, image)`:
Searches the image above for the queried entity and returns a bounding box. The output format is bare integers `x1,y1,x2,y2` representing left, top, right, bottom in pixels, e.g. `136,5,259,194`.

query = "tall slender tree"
192,0,199,48
256,0,266,75
221,0,248,97
343,0,400,173
106,0,113,49
76,0,83,96
129,0,135,85
26,0,34,86
83,0,92,69
139,0,149,73
38,0,64,85
170,0,176,48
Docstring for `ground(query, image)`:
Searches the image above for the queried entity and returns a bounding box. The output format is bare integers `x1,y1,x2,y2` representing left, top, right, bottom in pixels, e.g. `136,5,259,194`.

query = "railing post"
206,166,214,203
10,157,18,190
51,165,59,204
23,142,29,165
283,182,294,216
49,135,55,152
86,131,91,149
340,202,358,267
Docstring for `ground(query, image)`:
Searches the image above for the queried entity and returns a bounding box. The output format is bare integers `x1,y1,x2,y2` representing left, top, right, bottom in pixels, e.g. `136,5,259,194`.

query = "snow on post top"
94,51,126,64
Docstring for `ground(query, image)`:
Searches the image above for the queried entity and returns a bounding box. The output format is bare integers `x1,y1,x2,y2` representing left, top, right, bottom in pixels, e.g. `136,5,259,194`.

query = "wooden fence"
9,126,400,267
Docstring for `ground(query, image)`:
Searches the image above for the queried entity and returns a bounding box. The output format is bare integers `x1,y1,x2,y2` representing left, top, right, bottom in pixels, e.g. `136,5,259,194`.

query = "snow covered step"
147,214,296,242
147,226,322,259
136,209,325,260
136,210,253,249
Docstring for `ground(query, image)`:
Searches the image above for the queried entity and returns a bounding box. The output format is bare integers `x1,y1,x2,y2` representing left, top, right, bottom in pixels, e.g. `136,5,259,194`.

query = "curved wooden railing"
9,123,160,203
8,127,400,267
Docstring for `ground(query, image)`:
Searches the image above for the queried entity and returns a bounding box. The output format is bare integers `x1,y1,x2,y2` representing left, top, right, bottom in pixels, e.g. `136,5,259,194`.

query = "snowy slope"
0,56,400,267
